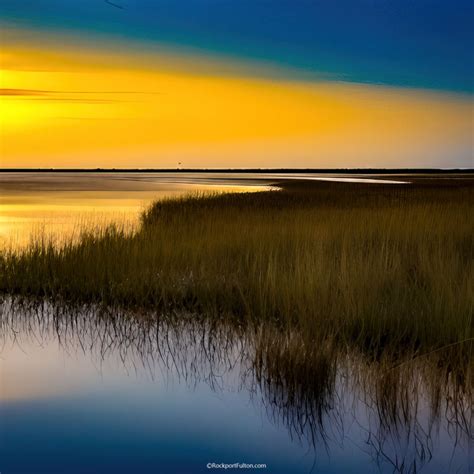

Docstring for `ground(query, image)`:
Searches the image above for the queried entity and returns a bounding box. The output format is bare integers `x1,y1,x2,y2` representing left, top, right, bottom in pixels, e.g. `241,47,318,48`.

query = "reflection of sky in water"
2,353,291,472
0,300,471,474
0,321,343,473
0,173,271,249
0,172,409,249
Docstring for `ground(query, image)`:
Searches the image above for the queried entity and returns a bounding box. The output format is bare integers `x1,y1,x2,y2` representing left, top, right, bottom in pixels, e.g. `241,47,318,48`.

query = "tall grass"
1,179,473,355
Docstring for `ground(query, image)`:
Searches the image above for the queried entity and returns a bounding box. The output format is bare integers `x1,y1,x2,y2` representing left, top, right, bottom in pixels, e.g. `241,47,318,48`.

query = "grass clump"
1,178,473,356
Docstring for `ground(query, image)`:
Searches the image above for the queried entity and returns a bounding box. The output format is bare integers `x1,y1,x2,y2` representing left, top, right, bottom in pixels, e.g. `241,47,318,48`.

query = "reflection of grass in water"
254,327,472,471
1,297,471,473
2,179,473,357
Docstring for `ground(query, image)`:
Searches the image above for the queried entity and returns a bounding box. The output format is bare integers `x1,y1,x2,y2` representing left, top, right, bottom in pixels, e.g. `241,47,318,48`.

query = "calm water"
0,299,472,474
0,172,273,248
1,173,472,473
0,171,410,248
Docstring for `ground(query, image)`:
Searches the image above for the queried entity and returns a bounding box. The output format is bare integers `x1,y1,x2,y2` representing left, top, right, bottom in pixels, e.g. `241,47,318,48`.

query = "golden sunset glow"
1,33,472,168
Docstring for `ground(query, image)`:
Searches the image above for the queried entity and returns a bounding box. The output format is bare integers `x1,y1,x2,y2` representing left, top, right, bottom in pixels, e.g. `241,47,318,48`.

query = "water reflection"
0,172,271,249
0,297,472,473
0,171,410,249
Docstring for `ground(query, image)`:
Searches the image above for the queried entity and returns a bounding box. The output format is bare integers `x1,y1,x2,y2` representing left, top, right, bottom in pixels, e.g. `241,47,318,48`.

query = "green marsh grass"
1,179,473,357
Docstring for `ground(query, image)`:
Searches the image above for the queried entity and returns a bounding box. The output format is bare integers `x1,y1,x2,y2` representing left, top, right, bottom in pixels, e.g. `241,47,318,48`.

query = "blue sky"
1,0,473,92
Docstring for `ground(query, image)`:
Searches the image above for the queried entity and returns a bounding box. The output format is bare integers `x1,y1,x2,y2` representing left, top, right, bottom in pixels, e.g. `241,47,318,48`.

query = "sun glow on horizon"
1,33,472,169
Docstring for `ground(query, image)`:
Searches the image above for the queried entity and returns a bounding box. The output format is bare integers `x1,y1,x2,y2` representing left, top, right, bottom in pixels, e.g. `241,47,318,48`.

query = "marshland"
1,172,473,473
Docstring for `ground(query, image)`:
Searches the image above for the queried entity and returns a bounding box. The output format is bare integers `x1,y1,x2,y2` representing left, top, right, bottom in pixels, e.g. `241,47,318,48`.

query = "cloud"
0,88,51,96
0,88,124,103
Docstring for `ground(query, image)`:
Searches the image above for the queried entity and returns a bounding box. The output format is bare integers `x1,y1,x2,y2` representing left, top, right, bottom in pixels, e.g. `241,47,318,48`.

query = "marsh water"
1,298,471,474
1,173,472,473
0,172,410,248
0,172,273,248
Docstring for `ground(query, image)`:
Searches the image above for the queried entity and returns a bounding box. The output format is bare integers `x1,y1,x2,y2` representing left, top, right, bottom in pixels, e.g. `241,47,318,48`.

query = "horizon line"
1,168,472,174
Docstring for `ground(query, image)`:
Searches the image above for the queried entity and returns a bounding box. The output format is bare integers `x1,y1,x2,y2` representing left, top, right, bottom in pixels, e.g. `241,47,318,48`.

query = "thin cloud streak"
0,88,160,96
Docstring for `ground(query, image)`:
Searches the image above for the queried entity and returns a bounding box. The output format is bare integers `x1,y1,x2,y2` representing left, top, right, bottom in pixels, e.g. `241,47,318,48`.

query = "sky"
0,0,473,169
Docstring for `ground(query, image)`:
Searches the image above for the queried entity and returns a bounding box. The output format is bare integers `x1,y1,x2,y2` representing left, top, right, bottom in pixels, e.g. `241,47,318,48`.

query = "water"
0,171,409,248
0,172,271,248
1,173,471,473
0,299,471,473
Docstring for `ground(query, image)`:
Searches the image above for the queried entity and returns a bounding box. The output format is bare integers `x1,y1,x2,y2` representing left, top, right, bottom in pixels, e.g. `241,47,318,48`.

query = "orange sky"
1,32,473,168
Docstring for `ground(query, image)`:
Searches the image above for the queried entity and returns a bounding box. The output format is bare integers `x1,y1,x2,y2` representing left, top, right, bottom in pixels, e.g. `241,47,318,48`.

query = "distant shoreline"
1,168,472,174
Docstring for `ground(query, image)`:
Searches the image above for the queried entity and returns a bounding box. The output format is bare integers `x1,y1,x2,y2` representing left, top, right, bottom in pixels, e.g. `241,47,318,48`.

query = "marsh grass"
1,179,473,357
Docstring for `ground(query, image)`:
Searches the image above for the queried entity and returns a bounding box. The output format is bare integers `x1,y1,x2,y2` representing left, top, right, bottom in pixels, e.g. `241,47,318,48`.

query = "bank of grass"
1,179,473,356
